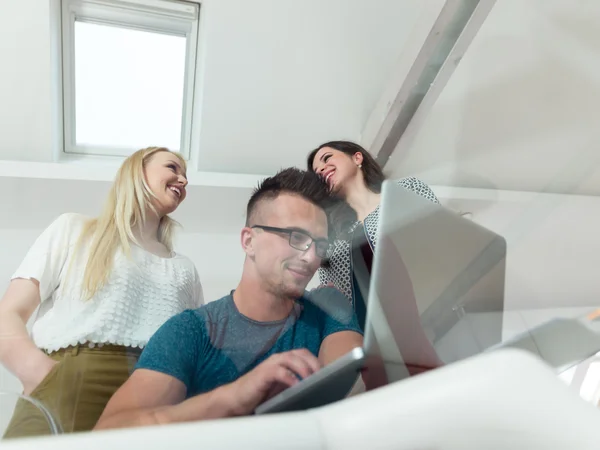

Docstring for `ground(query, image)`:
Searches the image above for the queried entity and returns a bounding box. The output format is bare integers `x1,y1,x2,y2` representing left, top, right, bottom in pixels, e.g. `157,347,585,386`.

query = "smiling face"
243,193,328,299
311,147,364,198
144,150,188,216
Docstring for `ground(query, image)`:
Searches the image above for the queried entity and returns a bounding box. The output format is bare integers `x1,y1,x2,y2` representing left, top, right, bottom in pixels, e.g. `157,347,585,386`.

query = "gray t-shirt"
135,287,362,397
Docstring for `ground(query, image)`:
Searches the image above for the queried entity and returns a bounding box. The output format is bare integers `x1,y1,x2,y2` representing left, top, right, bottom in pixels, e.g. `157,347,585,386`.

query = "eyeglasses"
251,225,330,259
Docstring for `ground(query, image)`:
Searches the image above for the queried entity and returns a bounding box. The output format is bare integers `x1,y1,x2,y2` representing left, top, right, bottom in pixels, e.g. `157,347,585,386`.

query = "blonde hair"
72,147,186,300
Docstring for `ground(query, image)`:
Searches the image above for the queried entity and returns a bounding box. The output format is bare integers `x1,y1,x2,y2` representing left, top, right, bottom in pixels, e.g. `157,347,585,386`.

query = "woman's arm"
0,279,58,394
315,241,354,301
0,214,80,394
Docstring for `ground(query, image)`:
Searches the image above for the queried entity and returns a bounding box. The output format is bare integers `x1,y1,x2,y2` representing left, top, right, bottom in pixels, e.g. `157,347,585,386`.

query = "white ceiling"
388,0,600,196
3,0,600,233
193,0,430,175
0,0,431,173
0,0,444,230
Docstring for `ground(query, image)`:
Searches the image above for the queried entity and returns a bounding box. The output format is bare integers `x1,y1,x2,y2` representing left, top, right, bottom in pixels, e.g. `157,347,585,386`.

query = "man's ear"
241,227,255,256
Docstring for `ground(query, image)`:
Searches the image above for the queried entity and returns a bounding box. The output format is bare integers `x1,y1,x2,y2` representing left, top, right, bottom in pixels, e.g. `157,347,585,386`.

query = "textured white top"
12,213,204,352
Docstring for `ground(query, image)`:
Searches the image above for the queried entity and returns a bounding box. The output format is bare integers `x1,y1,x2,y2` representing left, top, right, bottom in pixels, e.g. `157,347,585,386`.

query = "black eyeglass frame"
251,225,330,258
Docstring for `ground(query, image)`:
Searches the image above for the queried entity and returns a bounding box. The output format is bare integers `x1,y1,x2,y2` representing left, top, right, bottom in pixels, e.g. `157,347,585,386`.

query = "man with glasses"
95,168,363,430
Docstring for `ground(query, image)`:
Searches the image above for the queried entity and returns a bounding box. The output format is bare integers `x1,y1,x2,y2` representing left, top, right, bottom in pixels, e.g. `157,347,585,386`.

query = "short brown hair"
246,167,332,226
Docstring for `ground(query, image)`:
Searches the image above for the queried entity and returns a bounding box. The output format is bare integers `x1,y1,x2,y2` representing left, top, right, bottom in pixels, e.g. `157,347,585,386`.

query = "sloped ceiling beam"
363,0,497,168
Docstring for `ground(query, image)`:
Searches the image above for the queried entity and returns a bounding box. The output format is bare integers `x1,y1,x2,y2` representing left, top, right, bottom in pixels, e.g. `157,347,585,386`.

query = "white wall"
174,232,244,303
430,185,600,380
445,191,600,308
420,186,600,382
436,187,600,312
0,0,57,163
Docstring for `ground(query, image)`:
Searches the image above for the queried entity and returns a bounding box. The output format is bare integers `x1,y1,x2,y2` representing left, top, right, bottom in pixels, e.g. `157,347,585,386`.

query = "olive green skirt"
3,343,141,440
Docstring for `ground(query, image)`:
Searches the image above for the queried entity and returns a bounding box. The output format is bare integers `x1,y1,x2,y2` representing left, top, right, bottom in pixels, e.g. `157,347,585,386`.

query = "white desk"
3,349,599,450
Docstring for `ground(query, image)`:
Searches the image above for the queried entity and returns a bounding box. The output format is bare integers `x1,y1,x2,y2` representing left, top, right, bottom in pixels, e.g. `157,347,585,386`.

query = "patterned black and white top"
317,177,439,302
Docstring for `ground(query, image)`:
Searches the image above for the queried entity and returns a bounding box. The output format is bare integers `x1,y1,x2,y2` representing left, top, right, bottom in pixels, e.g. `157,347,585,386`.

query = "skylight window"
61,0,199,159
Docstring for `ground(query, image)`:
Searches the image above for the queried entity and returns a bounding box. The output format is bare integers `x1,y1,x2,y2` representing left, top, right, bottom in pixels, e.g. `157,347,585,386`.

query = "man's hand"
227,349,321,415
96,349,322,430
310,282,336,292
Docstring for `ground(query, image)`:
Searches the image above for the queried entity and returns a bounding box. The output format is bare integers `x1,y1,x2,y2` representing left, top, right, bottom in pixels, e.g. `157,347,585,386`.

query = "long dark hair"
307,141,386,240
307,141,385,193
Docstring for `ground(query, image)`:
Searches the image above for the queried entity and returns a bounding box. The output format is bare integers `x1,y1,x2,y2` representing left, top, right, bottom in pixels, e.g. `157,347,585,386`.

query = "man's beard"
272,279,304,301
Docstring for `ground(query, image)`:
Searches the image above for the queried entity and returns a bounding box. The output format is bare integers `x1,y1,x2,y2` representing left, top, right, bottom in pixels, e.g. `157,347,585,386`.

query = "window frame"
60,0,200,159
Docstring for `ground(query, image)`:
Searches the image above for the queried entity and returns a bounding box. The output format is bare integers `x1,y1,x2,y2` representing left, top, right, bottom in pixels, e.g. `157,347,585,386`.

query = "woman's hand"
22,357,59,396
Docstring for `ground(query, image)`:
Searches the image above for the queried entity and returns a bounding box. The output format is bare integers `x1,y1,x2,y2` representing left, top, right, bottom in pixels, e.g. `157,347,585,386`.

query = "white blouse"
12,213,204,352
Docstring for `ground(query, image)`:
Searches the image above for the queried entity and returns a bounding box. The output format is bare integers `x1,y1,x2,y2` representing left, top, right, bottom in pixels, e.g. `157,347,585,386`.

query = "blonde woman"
0,147,204,438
